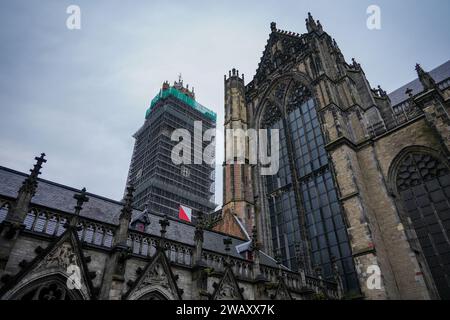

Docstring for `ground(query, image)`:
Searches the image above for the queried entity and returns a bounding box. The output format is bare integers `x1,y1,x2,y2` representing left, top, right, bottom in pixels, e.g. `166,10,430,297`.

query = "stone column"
414,64,450,153
0,153,46,271
191,212,208,300
100,185,134,300
251,226,267,299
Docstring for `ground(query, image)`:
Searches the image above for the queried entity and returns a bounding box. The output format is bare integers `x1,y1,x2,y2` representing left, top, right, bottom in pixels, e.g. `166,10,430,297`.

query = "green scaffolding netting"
145,87,217,122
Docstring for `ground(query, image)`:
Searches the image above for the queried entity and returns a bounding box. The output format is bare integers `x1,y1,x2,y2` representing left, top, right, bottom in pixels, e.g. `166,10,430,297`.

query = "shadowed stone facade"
213,14,450,299
0,163,340,300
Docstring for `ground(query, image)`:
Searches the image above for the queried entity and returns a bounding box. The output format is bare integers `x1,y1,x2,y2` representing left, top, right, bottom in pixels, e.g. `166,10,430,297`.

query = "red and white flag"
178,205,192,223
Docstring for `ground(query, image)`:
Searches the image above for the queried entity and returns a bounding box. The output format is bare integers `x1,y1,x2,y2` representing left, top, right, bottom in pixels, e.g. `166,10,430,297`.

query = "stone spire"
193,212,205,266
305,12,318,33
0,153,47,269
275,249,283,277
192,212,208,299
69,188,89,228
331,256,344,299
294,241,305,272
120,185,134,220
99,186,134,300
250,226,266,283
19,153,47,197
270,22,277,32
115,185,135,246
250,225,260,252
7,153,46,225
415,63,437,91
223,237,233,266
158,215,170,249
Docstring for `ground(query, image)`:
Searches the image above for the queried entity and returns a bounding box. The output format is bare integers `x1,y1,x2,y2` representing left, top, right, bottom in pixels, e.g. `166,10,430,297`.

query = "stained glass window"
263,84,358,293
396,152,450,299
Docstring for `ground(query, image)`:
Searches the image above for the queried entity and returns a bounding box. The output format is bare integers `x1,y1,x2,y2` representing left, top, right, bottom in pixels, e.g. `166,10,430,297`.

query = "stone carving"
37,242,77,272
273,82,288,103
262,104,282,128
404,102,422,119
214,269,243,300
273,280,292,300
255,33,308,85
286,84,312,114
139,262,169,290
217,281,238,300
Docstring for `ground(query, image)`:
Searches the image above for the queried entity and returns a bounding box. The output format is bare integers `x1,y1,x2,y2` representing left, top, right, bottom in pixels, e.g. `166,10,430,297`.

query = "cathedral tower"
220,69,256,237
127,80,217,220
222,13,450,299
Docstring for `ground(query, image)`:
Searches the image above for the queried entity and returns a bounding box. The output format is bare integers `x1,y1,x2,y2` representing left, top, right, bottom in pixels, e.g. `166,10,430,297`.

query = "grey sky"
0,0,449,208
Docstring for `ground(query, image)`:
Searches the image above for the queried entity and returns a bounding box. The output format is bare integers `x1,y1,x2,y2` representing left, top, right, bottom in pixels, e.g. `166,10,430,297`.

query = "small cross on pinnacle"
251,226,260,251
197,211,204,225
120,184,135,220
275,250,282,266
19,153,47,196
124,185,134,208
251,226,257,241
415,63,423,74
314,265,323,279
223,237,233,266
405,87,414,98
74,188,89,215
270,22,276,32
159,215,170,238
194,212,204,242
223,237,232,253
30,153,47,178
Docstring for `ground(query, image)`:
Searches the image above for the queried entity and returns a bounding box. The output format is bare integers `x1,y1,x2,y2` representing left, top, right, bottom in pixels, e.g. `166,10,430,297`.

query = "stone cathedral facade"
0,157,340,300
0,14,449,300
213,14,450,300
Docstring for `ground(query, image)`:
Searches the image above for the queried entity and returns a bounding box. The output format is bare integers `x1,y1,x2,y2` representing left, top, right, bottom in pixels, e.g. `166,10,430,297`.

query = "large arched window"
395,151,450,299
10,277,84,300
260,79,358,293
138,291,168,300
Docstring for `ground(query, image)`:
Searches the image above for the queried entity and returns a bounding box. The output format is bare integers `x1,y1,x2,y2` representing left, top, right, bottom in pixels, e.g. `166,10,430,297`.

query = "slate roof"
388,60,450,106
0,166,280,268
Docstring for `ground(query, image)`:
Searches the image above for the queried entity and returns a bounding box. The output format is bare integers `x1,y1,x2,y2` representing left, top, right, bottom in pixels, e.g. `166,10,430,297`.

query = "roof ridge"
388,59,450,106
0,165,247,242
0,165,125,207
272,28,304,39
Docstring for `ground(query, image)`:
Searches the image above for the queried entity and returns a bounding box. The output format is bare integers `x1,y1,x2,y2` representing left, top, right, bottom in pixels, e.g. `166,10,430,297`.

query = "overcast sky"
0,0,449,208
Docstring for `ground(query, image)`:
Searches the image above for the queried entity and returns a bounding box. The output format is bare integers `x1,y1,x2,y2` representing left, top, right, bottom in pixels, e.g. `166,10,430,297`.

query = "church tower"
221,13,450,299
127,79,217,220
219,69,256,238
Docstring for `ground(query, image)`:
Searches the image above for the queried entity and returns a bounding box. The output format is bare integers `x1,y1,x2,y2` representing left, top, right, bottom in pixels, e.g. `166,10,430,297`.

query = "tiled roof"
388,60,450,106
0,166,280,268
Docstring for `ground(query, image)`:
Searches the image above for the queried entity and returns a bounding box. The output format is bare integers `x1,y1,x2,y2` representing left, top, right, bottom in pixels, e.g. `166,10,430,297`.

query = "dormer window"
135,222,145,232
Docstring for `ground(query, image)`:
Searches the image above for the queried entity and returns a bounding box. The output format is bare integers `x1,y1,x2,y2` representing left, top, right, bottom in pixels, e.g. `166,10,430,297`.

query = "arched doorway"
394,150,450,299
